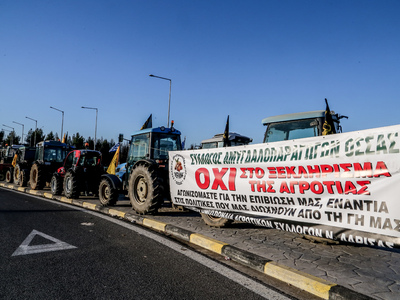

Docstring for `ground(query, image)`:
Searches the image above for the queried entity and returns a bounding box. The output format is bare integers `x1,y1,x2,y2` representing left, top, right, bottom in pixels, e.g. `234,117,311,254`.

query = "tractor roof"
262,110,326,126
131,127,181,137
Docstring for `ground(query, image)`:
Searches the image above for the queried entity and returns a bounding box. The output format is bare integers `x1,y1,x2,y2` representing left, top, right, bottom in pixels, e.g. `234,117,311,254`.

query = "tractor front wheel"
200,213,233,228
128,165,163,215
64,171,80,199
19,169,28,187
51,174,63,195
98,178,118,206
13,164,21,185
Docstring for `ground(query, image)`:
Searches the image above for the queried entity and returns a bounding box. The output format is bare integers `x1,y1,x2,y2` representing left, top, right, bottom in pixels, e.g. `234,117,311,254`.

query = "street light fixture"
50,106,64,140
2,124,15,144
149,74,172,127
12,121,24,144
26,116,38,146
81,106,98,150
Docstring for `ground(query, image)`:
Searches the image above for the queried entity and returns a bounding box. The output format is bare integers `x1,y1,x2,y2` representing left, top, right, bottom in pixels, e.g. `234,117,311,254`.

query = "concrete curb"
1,182,373,300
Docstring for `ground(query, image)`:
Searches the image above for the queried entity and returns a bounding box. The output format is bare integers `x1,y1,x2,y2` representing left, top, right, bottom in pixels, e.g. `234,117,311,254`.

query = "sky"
1,0,400,148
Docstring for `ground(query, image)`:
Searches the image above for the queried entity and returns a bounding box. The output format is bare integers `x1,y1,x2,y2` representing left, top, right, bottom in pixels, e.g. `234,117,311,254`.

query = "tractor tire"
200,213,233,228
13,164,21,185
128,165,164,215
6,169,13,183
98,178,118,206
19,169,28,187
30,163,45,190
0,173,5,181
50,174,63,195
64,171,80,199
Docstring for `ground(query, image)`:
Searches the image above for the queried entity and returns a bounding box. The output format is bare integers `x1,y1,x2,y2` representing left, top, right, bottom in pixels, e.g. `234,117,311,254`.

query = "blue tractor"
98,125,182,214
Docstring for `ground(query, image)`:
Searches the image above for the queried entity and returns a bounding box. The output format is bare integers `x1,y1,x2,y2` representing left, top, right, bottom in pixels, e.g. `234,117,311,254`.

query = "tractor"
13,146,36,186
50,149,104,198
98,124,182,214
29,140,72,190
0,145,23,182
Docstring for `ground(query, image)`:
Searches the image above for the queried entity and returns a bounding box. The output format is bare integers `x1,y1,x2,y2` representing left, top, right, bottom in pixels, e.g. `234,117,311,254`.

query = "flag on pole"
140,114,152,130
223,115,231,147
107,145,120,174
181,136,186,149
322,98,336,135
12,154,18,167
61,132,67,143
109,143,120,152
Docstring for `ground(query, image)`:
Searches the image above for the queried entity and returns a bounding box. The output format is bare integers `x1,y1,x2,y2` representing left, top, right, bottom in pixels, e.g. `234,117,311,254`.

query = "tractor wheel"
13,164,21,185
5,169,13,183
30,163,44,190
50,174,63,195
19,169,28,187
6,169,13,183
98,178,118,206
200,213,233,228
128,165,163,215
64,171,80,199
0,173,5,181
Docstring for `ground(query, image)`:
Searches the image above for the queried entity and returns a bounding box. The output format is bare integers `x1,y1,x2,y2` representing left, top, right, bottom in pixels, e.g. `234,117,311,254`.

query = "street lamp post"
149,74,172,127
26,116,38,146
50,106,64,140
81,106,98,150
2,124,15,144
12,121,24,144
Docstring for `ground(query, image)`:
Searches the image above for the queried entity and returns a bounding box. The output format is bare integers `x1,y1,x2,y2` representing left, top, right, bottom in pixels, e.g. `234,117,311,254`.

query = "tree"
45,131,55,141
5,131,20,145
72,132,84,149
25,128,45,146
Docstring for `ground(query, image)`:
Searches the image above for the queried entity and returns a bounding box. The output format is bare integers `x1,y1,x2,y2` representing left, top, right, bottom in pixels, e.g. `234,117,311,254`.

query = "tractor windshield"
264,118,321,143
78,152,101,167
152,133,182,160
44,147,67,163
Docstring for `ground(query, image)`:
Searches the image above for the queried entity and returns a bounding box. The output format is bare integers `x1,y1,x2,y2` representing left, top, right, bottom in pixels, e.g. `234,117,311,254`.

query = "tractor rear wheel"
128,165,163,215
98,178,118,206
30,163,44,190
64,171,80,199
200,213,233,227
51,174,63,195
5,169,13,183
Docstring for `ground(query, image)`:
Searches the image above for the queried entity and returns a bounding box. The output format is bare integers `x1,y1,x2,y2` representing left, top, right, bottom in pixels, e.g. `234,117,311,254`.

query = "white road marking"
12,229,77,256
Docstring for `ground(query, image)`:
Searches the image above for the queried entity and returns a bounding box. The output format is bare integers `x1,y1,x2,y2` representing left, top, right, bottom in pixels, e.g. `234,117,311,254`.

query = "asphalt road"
0,188,292,300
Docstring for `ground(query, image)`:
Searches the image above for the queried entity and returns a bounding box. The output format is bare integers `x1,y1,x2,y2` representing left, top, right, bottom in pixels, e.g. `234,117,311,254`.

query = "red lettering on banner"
240,168,247,178
356,180,371,195
374,161,391,177
299,181,309,194
195,168,210,189
211,168,228,190
229,168,237,191
323,181,335,193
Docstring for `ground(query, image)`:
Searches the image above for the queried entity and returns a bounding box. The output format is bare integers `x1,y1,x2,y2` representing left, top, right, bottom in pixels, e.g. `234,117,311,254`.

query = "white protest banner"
169,125,400,248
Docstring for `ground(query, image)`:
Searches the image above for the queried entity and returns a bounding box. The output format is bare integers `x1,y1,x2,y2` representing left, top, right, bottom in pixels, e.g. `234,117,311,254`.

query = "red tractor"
51,149,104,199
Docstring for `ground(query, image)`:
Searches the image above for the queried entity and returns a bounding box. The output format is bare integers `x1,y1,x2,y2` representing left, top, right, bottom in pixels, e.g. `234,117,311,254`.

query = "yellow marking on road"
60,197,72,204
264,261,335,299
109,209,125,218
83,202,97,210
190,233,228,254
143,218,167,231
